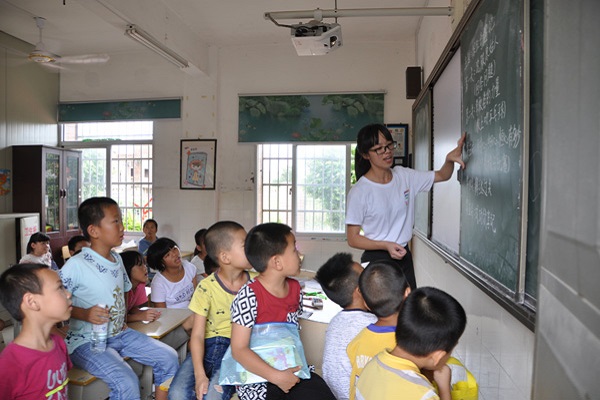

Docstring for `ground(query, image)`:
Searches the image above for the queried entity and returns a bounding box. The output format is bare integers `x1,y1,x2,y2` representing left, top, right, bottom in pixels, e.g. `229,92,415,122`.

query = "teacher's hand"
445,132,466,169
385,242,407,260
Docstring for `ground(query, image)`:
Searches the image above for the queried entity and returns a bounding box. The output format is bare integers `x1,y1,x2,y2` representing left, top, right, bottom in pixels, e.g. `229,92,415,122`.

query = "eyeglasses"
369,141,397,155
163,246,181,260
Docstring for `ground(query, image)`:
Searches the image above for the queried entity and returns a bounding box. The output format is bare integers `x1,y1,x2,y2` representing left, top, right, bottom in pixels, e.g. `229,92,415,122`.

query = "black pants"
266,372,335,400
361,248,417,290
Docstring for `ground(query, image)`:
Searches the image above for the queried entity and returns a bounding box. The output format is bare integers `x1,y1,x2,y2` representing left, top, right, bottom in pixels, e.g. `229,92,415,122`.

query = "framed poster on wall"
385,123,409,158
180,139,216,190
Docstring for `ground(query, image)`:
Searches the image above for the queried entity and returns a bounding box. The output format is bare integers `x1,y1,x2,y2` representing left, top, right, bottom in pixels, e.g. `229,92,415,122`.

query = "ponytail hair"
354,124,394,180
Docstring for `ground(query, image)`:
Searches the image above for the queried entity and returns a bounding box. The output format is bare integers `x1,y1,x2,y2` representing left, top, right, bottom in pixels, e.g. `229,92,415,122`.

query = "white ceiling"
0,0,436,61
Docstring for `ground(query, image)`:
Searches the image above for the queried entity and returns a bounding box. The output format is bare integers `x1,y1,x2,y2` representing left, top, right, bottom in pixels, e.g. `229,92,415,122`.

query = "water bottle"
91,304,109,353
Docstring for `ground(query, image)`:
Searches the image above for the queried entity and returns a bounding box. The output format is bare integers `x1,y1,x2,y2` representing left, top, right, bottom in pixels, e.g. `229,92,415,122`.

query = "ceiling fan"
28,16,109,68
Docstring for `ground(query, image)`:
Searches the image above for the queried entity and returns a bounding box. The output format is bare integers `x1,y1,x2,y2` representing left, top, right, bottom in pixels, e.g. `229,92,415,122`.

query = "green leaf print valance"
238,93,384,143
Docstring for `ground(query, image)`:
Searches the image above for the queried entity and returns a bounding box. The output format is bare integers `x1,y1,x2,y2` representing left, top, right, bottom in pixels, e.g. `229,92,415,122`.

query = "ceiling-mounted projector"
290,21,343,56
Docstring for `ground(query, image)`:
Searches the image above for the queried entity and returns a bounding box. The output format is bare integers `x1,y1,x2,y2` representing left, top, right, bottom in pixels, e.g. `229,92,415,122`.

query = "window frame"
257,143,354,239
60,125,153,234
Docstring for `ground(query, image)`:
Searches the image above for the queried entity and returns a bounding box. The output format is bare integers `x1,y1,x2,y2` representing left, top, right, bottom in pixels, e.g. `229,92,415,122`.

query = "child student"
147,237,198,333
346,260,410,400
68,235,90,257
356,287,467,400
60,197,178,400
19,232,59,271
0,263,72,398
138,218,158,257
230,222,335,400
190,228,208,278
147,237,198,309
168,221,256,400
121,250,161,323
203,254,219,276
315,253,376,400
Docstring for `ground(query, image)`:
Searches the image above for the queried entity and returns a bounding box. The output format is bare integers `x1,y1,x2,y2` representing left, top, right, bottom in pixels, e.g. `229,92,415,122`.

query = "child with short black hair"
356,287,467,400
67,235,90,257
19,232,59,271
230,222,335,400
121,250,161,323
138,218,158,256
315,253,376,400
190,228,208,278
203,255,219,276
346,260,410,400
60,197,178,400
169,221,256,400
0,263,72,398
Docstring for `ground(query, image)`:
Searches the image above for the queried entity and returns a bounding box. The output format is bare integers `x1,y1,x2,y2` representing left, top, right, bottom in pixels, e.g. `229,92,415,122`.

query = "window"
257,144,355,235
61,121,153,232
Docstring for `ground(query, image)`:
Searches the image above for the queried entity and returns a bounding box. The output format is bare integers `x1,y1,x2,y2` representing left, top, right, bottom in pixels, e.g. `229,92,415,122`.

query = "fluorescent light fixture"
125,24,189,68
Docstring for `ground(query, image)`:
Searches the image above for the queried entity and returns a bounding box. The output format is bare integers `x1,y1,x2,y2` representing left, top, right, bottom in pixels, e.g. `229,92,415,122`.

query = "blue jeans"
70,328,179,400
169,336,235,400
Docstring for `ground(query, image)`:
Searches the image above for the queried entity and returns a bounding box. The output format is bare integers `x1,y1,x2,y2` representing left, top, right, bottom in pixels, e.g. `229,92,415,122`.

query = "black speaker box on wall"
406,66,422,99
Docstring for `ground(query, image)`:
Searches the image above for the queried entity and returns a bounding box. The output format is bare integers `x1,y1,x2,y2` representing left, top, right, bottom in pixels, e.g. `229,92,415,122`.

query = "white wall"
216,40,416,269
533,1,600,399
414,240,534,400
416,0,453,80
0,33,59,214
61,40,416,268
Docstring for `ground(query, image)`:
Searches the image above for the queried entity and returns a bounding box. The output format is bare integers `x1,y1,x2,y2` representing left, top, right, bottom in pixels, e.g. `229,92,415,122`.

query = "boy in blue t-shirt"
60,197,178,400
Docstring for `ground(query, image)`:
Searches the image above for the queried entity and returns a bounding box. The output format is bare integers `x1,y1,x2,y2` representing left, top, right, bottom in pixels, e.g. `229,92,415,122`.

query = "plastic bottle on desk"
91,304,109,353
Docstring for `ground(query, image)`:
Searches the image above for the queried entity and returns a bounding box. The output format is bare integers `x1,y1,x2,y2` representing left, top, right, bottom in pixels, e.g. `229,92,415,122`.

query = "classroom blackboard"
413,88,432,236
459,0,525,292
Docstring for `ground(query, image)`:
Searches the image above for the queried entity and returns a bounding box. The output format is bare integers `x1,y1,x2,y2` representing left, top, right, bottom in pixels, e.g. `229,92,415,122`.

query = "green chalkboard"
460,0,525,292
413,89,432,236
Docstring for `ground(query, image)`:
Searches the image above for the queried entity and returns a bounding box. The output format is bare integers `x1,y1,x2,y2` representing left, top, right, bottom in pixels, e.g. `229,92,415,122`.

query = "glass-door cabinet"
13,146,82,266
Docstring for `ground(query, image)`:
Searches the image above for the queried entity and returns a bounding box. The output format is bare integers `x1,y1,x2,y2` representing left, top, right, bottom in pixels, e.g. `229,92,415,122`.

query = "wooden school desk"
129,307,192,362
295,270,342,372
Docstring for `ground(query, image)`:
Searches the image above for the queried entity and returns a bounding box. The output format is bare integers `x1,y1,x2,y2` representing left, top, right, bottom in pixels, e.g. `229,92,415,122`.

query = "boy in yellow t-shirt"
168,221,256,400
346,260,410,400
356,287,467,400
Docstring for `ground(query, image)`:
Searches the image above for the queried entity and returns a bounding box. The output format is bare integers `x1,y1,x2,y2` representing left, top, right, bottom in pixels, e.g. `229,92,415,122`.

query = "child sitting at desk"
60,197,178,400
190,228,208,279
19,232,59,271
68,235,90,257
138,218,158,257
0,264,72,398
121,250,161,323
346,260,411,400
147,237,198,333
203,255,219,276
168,221,256,400
315,253,376,400
230,222,335,400
356,287,467,400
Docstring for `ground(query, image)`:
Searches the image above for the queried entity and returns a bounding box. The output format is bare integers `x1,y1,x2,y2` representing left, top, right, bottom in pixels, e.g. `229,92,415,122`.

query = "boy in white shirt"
315,253,376,400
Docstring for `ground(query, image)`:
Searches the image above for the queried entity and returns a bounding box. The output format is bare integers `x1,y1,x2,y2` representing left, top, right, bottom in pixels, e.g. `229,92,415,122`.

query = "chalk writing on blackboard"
460,0,524,291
